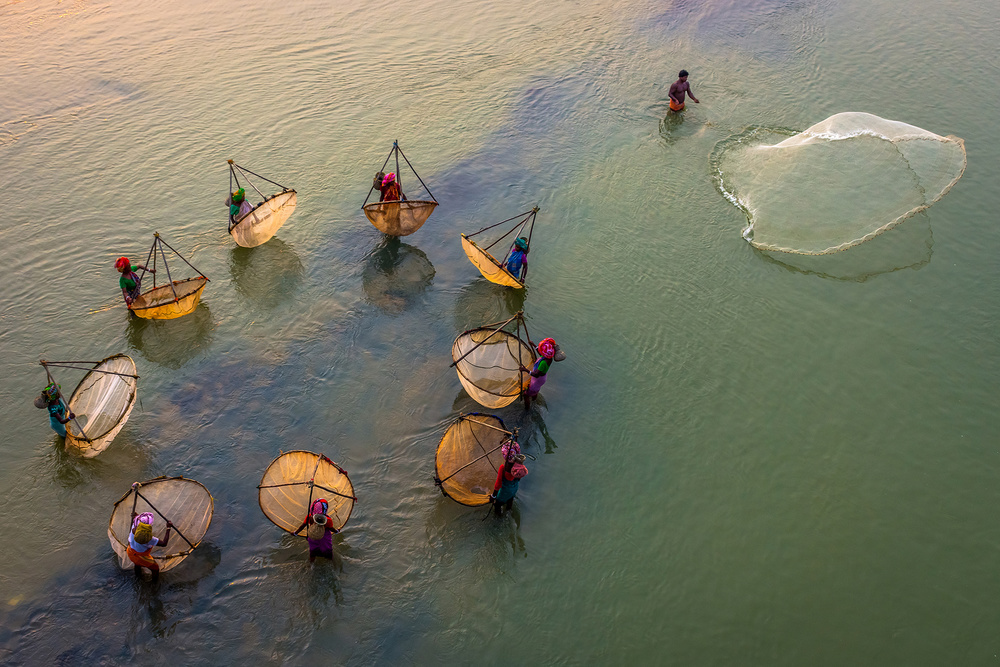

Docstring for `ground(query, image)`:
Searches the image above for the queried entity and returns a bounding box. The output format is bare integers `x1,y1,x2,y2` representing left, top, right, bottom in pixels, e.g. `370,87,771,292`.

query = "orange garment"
380,182,402,202
669,99,685,112
127,546,157,568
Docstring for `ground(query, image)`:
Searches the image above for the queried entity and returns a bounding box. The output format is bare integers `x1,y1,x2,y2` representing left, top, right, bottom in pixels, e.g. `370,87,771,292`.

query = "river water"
1,0,998,664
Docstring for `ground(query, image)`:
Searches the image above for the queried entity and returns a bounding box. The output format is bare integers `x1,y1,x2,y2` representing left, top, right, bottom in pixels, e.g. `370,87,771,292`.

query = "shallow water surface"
1,0,998,664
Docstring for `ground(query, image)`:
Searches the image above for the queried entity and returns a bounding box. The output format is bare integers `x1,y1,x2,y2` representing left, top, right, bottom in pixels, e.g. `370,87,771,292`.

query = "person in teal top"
34,383,75,437
505,237,529,281
115,256,153,306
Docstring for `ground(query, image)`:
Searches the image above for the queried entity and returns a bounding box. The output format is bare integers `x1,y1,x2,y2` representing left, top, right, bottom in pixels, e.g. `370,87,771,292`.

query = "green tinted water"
1,0,998,663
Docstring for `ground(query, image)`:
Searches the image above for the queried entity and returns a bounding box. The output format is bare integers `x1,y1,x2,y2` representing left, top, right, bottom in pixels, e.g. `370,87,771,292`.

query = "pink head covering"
381,172,396,187
310,498,329,516
537,338,556,359
132,512,155,531
502,438,521,464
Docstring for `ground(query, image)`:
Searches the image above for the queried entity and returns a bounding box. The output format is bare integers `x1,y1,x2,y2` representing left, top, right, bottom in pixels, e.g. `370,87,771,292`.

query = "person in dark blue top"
34,383,74,437
505,236,529,281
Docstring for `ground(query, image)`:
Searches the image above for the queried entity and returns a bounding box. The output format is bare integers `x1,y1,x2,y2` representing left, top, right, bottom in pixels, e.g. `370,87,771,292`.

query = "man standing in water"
669,69,699,112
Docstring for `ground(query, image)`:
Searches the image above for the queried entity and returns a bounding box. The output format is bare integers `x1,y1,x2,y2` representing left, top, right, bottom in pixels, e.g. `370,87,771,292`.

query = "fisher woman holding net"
115,256,154,307
127,505,173,581
33,382,74,437
491,437,529,516
296,498,340,563
521,337,565,409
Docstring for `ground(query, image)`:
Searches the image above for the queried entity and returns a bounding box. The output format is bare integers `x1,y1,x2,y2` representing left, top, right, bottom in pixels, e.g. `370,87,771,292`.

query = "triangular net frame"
41,355,139,458
434,413,513,507
451,311,536,409
107,476,214,573
227,160,297,247
362,140,438,236
258,451,357,536
460,207,538,288
129,233,210,320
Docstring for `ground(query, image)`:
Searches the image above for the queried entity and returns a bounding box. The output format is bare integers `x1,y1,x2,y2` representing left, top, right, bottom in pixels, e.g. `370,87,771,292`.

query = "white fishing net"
716,113,966,254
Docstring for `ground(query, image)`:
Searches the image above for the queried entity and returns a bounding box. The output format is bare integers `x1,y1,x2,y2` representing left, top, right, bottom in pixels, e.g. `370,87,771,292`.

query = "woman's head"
537,337,557,359
514,237,529,252
115,257,131,273
382,172,396,187
310,498,329,517
43,383,60,400
231,188,245,205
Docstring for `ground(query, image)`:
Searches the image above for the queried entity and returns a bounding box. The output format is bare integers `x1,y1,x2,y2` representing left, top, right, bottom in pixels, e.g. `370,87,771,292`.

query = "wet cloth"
493,462,528,503
231,199,253,220
127,531,160,567
380,181,402,202
48,402,67,437
119,267,142,300
669,98,685,112
505,249,526,278
304,515,335,558
526,357,551,397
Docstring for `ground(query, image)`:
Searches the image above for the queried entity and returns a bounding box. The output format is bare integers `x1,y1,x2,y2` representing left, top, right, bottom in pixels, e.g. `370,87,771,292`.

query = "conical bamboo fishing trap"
362,141,438,236
108,476,214,573
40,355,139,457
129,233,209,320
258,451,357,535
461,207,539,288
227,160,297,248
434,413,513,507
451,311,536,409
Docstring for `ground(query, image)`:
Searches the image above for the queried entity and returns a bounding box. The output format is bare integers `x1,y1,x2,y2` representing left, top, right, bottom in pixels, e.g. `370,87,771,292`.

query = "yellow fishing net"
258,451,356,534
434,414,511,507
453,327,535,409
230,190,297,248
130,277,207,320
363,200,438,236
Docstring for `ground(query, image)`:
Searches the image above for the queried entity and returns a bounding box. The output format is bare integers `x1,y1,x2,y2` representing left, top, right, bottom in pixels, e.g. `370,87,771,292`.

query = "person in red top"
491,453,528,516
377,172,404,202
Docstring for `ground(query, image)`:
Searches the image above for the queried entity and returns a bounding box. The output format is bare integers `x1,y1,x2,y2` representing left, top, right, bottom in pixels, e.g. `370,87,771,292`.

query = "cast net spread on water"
129,233,209,319
461,207,538,288
434,414,513,507
452,311,535,409
714,112,967,254
228,160,297,247
362,140,438,236
41,355,139,457
258,451,356,534
108,477,214,572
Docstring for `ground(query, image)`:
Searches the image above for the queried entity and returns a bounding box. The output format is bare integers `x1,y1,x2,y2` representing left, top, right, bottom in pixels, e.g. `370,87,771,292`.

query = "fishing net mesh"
258,451,355,534
363,200,438,236
435,414,509,506
66,355,137,457
231,191,297,247
108,477,214,572
453,329,535,409
717,112,966,254
131,277,207,319
461,236,523,288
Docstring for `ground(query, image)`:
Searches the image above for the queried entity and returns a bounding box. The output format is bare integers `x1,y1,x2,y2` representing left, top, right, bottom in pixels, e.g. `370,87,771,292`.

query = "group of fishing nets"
714,112,966,255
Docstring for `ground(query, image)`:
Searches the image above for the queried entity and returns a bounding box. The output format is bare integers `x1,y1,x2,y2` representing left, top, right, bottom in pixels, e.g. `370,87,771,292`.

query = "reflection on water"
362,237,435,315
453,279,526,331
757,217,933,281
125,302,215,370
229,238,305,310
